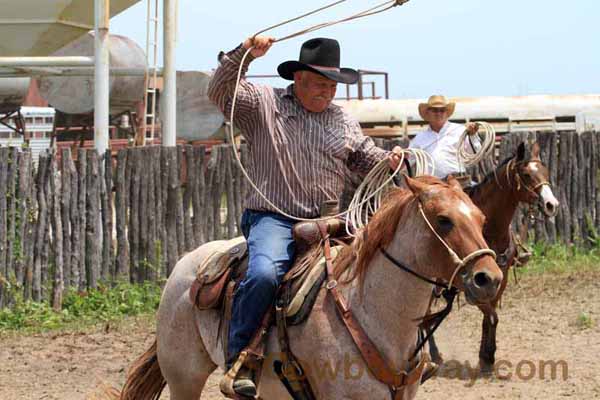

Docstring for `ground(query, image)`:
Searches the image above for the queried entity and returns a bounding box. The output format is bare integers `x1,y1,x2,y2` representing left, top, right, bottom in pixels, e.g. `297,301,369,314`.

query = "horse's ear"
446,175,463,191
531,142,541,159
516,142,527,161
404,174,428,197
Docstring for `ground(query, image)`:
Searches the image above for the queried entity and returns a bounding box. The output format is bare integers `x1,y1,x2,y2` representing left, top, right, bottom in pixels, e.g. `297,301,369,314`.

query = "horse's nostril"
473,272,491,288
545,202,558,216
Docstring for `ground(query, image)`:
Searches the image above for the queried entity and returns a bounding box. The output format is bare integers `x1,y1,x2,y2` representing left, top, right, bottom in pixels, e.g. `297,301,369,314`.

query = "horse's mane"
464,153,515,197
334,175,444,287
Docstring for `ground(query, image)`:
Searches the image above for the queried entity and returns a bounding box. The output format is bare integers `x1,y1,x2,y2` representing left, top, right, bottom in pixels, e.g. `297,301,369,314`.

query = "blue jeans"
227,209,296,367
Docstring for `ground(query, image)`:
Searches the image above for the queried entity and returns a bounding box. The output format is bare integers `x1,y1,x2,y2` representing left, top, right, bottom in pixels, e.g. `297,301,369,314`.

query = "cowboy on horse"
207,35,403,397
409,94,480,180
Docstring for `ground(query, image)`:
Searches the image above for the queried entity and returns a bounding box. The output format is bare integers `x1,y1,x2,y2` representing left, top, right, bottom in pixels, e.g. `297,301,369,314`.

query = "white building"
0,106,54,162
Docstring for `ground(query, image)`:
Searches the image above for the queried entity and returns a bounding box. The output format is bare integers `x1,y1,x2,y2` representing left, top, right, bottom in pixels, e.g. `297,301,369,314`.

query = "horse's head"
509,142,559,217
403,175,503,304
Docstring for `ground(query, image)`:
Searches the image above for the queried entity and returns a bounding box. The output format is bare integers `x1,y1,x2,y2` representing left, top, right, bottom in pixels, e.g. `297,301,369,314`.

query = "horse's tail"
108,338,166,400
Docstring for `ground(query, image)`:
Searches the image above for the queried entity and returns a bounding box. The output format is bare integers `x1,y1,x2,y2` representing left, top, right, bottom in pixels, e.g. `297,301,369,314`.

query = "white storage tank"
177,71,224,141
0,78,30,109
38,32,145,115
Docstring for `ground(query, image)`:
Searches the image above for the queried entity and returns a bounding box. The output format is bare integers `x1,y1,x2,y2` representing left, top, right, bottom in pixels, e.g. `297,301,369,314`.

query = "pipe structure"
162,0,178,147
0,67,163,78
0,57,94,67
94,0,110,155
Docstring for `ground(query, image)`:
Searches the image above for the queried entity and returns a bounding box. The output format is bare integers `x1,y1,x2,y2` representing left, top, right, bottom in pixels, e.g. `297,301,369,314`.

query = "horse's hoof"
431,354,444,365
479,362,494,377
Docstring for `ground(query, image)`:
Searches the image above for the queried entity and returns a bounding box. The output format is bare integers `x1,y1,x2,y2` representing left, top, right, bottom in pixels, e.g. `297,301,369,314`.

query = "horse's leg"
478,268,509,375
478,307,498,375
156,247,222,399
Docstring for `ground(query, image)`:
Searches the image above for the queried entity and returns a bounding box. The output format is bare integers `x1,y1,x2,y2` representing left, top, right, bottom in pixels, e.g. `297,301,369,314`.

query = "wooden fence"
0,131,598,308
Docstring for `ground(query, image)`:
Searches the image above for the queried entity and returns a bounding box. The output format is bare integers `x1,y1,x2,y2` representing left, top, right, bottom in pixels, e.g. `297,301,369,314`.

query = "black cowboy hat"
277,38,359,84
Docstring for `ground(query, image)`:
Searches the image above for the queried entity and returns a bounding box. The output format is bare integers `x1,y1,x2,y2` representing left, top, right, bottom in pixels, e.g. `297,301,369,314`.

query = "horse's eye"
436,216,454,232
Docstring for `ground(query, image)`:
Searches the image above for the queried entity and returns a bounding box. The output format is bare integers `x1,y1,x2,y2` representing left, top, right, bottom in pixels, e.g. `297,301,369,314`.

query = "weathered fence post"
165,147,180,276
50,154,64,310
175,146,186,257
101,150,113,280
77,149,88,290
85,151,101,289
60,149,72,289
15,150,32,292
6,148,18,297
204,146,218,242
115,148,129,281
192,146,207,246
151,146,163,278
183,145,195,251
139,148,149,281
0,148,9,307
68,150,80,289
224,146,237,239
129,148,141,283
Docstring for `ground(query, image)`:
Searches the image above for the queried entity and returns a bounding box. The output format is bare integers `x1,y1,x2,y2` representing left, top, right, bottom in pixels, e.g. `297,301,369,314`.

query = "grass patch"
0,281,162,333
519,242,600,275
573,312,595,330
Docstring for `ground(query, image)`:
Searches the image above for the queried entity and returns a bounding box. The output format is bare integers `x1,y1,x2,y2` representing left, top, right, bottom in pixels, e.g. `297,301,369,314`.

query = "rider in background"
208,35,402,397
409,95,480,181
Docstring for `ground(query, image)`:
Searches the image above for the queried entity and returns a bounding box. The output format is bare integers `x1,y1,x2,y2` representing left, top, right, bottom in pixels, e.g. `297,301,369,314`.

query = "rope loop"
457,121,496,169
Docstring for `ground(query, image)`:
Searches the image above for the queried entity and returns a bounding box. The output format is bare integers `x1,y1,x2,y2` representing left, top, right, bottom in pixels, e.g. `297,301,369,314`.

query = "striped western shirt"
208,46,389,218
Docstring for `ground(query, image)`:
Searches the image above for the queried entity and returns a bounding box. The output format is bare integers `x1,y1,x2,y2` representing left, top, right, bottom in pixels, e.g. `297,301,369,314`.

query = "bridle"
379,199,496,360
504,158,551,200
381,200,496,290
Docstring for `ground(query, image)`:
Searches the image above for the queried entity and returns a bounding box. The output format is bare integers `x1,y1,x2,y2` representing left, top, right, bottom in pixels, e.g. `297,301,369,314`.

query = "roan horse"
112,175,503,400
427,141,560,374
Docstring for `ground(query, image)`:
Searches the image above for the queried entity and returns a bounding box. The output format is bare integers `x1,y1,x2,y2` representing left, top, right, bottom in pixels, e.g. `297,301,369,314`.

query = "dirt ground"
1,269,599,400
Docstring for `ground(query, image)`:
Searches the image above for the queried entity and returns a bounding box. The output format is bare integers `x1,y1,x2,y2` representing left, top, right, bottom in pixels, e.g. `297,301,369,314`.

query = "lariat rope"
228,0,426,223
456,121,496,170
345,149,434,235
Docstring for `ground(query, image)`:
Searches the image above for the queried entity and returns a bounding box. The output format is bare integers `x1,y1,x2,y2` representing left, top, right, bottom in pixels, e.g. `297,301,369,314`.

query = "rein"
380,247,458,361
379,199,496,360
318,198,495,399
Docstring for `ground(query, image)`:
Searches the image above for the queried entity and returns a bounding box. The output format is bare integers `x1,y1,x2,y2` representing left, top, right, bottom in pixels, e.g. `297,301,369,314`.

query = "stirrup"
221,351,263,399
220,351,256,399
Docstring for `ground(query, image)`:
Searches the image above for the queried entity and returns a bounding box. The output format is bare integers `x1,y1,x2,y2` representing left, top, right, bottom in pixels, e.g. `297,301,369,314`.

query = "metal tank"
0,78,30,109
0,0,140,57
176,71,225,140
38,33,145,114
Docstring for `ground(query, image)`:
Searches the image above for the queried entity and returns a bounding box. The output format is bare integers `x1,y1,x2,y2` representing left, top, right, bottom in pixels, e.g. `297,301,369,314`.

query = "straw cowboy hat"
277,38,359,84
418,95,456,121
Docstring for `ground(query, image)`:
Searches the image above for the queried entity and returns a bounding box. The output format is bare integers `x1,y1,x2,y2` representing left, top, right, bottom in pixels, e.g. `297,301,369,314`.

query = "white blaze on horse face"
528,162,539,173
458,201,474,220
540,185,559,216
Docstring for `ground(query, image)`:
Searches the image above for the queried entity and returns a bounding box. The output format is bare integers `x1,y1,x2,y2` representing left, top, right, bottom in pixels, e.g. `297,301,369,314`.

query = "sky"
111,0,600,100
